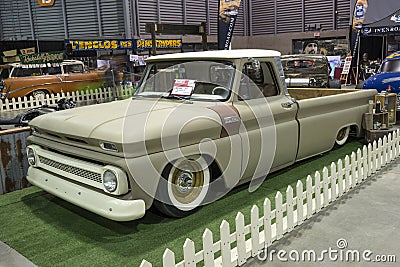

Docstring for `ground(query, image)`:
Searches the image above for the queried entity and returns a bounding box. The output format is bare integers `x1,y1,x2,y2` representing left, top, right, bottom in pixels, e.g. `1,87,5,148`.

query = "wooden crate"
362,112,389,130
365,128,396,144
375,93,397,124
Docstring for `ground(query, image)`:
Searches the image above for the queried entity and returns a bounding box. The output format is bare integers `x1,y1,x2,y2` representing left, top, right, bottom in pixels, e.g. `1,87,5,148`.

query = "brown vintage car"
0,60,109,100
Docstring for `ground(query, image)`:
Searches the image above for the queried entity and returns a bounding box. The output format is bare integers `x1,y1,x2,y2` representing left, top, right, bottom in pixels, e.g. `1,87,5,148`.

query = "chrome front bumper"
27,167,146,221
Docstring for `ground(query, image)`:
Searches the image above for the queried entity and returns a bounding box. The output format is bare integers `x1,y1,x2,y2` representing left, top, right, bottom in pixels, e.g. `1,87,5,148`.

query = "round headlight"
27,147,36,166
103,170,118,192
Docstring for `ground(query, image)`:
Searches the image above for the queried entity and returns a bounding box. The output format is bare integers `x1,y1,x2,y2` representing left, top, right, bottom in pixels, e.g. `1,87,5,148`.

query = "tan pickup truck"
0,60,108,100
26,49,376,221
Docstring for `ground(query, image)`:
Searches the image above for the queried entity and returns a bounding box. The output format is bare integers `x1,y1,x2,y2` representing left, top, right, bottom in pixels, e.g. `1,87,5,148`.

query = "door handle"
281,98,297,108
281,101,294,108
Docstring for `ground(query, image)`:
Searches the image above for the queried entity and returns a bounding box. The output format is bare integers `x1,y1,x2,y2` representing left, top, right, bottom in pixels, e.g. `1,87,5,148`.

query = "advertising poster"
218,0,242,50
350,0,369,58
326,56,342,77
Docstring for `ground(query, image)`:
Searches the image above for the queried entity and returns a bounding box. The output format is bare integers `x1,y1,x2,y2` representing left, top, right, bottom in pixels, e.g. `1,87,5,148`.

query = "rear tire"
335,126,350,146
154,157,211,218
328,79,342,89
29,90,49,101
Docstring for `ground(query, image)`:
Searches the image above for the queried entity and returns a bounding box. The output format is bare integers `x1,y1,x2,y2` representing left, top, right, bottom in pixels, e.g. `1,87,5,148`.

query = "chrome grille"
38,156,102,183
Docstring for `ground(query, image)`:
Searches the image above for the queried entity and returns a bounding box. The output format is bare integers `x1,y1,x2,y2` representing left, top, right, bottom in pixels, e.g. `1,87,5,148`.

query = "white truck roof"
147,49,281,61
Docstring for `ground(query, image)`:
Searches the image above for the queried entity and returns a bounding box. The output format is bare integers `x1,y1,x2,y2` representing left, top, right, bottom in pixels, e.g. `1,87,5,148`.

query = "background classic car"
0,60,109,99
361,51,400,94
281,54,342,89
26,50,376,221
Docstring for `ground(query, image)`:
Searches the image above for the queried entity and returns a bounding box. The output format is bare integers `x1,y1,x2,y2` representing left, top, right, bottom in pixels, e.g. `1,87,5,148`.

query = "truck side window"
239,62,278,100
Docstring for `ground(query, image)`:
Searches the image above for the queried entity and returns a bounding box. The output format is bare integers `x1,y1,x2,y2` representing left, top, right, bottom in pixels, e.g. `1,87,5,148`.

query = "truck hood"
30,98,226,157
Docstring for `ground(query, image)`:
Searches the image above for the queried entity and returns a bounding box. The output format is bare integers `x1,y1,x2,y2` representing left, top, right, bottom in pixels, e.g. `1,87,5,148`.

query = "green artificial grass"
0,140,363,266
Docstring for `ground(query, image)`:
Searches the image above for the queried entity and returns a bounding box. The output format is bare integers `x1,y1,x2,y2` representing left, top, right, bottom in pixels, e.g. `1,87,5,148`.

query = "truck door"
233,60,299,182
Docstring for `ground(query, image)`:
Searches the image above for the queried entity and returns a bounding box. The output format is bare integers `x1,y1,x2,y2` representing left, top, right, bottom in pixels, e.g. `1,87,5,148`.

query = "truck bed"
288,88,377,160
288,88,358,100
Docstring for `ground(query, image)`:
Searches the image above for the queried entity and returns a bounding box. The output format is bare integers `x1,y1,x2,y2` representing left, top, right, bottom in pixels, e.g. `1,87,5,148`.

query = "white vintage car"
26,50,376,221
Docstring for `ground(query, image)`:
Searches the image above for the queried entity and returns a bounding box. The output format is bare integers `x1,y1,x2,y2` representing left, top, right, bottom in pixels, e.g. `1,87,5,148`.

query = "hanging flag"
218,0,242,50
350,0,369,57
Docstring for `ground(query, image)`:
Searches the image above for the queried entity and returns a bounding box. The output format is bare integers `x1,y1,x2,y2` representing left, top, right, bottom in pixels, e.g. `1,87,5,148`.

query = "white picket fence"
141,130,400,267
0,85,134,112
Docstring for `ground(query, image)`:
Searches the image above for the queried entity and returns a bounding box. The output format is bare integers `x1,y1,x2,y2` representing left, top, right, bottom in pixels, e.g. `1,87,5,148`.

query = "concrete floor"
246,158,400,267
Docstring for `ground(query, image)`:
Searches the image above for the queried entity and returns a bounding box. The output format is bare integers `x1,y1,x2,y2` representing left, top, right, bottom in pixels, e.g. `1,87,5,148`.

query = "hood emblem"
224,116,240,124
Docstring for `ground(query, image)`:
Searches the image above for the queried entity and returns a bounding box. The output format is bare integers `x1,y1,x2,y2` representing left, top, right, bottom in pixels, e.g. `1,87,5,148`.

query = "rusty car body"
0,60,108,99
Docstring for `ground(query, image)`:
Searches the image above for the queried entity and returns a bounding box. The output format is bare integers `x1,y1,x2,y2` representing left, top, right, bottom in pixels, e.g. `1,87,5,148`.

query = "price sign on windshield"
171,79,196,96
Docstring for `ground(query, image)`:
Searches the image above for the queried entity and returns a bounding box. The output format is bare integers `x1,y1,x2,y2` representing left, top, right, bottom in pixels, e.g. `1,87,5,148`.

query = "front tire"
154,157,211,218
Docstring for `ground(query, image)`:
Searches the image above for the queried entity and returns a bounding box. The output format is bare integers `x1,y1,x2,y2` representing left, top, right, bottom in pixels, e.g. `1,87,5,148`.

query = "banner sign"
352,0,368,30
362,26,400,35
66,40,135,51
218,0,242,50
66,39,182,51
135,39,182,50
19,51,64,64
350,0,368,60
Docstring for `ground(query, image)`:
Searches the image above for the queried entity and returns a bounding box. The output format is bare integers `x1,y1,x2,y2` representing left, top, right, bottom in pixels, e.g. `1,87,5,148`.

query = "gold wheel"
167,158,210,211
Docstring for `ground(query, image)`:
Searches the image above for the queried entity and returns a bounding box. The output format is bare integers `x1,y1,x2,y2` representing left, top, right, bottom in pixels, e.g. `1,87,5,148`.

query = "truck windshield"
380,59,400,73
135,60,235,101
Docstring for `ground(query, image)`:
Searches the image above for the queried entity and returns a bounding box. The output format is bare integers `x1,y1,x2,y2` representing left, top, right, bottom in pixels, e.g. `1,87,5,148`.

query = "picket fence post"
163,249,176,267
220,220,231,266
357,149,362,184
183,238,196,266
351,152,357,188
295,180,304,225
263,198,273,246
251,206,261,256
314,172,321,211
337,159,344,197
344,155,351,192
275,193,283,240
235,213,246,266
203,229,214,267
330,163,337,200
322,167,329,205
286,186,294,232
140,260,152,267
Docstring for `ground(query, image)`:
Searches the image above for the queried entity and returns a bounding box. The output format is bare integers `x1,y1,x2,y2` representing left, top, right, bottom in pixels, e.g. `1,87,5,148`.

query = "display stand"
363,112,389,131
374,93,397,125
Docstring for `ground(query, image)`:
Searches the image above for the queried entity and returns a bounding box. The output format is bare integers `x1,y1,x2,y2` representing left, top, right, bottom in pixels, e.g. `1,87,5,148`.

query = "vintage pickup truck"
26,50,376,221
0,60,108,100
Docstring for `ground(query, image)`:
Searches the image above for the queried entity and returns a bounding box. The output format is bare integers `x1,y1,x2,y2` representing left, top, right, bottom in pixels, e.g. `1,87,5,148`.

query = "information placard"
341,56,353,75
171,79,196,96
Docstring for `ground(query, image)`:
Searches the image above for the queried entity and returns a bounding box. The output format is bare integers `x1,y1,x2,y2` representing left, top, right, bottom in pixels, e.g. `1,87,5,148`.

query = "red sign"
38,0,55,7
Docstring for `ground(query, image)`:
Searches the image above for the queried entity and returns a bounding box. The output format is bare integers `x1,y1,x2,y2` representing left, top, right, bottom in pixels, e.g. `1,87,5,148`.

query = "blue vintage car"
362,51,400,94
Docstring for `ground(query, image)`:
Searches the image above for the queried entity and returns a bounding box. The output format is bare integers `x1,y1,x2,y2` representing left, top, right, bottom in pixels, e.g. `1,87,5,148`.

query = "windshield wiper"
161,94,186,100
